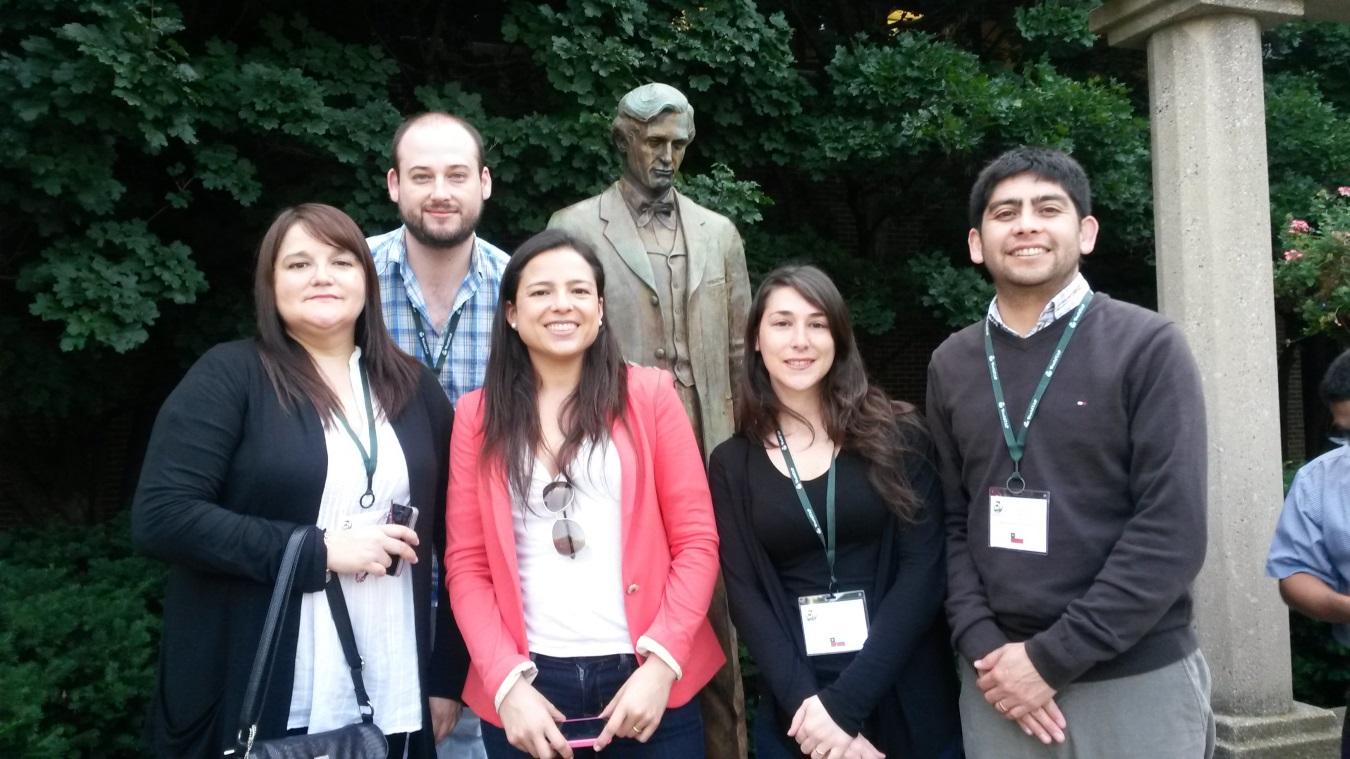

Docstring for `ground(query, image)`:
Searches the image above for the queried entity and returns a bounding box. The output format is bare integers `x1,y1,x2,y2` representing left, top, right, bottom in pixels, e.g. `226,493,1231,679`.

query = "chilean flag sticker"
989,487,1049,554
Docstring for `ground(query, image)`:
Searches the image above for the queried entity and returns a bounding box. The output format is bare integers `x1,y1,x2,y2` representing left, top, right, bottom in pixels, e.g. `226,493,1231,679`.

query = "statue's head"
611,83,696,198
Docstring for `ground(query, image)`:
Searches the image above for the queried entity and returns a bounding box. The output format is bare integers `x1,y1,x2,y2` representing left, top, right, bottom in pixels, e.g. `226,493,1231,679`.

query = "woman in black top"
708,265,961,759
132,204,466,757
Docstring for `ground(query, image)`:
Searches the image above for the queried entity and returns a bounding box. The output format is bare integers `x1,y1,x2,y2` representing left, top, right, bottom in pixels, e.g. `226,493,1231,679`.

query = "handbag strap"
236,526,311,751
325,576,376,723
233,528,379,756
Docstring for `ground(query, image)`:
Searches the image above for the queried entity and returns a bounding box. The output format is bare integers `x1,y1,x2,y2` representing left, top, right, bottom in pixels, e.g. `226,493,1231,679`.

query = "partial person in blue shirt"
368,111,505,759
1267,347,1350,758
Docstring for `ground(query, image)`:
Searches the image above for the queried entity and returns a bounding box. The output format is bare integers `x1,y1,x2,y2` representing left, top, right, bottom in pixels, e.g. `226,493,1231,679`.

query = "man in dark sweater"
926,147,1214,758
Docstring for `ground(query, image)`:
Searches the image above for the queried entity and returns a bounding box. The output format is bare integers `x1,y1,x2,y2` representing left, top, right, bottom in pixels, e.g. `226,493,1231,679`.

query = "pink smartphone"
559,716,606,749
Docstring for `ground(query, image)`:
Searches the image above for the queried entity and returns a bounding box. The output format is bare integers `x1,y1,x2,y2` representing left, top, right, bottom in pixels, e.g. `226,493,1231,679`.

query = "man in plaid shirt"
369,112,509,408
368,112,507,758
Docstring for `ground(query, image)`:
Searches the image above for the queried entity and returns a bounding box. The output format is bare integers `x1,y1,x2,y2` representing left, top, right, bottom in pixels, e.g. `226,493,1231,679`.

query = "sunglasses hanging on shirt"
542,479,586,559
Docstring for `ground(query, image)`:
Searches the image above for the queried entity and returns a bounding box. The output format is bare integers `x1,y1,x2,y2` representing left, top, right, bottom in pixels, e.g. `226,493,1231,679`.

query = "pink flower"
1289,219,1312,234
1339,186,1350,197
1284,249,1303,261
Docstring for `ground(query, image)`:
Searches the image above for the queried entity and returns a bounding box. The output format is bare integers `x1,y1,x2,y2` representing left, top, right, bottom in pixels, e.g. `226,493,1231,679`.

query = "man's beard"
402,204,480,250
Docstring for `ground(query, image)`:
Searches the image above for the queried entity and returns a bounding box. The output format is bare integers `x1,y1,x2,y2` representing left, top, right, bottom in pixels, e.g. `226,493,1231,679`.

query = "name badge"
988,488,1049,554
798,590,868,656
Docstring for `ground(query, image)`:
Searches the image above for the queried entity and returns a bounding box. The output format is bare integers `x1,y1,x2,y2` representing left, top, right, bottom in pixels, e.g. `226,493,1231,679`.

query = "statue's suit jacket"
549,182,751,455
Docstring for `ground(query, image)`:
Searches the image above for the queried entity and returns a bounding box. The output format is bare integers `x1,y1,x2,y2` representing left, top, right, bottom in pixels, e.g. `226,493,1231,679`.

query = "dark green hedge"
0,514,163,756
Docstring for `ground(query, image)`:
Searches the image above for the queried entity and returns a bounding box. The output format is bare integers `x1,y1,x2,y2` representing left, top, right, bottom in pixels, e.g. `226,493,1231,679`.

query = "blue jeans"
481,653,704,758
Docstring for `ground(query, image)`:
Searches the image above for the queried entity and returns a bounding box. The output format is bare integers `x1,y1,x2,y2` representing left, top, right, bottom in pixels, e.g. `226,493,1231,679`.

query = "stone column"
1092,1,1349,756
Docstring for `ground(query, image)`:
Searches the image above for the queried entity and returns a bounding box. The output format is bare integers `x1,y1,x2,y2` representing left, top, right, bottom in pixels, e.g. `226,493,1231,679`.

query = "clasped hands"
498,656,677,758
974,642,1067,745
787,695,884,759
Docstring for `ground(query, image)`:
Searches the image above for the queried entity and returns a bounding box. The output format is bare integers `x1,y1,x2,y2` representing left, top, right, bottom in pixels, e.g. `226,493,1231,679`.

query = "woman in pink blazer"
446,229,724,759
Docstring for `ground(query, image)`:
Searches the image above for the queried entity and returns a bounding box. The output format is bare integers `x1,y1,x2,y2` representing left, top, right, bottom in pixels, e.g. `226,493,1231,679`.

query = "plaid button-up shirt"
369,227,509,405
987,272,1092,338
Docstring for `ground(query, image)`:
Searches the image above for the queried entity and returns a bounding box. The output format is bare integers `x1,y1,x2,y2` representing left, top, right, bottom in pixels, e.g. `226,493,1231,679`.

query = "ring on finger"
996,700,1008,713
632,723,645,736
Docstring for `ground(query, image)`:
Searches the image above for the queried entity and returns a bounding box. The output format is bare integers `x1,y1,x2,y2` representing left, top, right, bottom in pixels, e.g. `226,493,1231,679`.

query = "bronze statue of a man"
548,82,750,758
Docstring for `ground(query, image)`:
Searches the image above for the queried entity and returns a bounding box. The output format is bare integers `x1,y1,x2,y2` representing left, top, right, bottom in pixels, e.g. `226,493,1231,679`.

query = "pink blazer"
445,365,725,726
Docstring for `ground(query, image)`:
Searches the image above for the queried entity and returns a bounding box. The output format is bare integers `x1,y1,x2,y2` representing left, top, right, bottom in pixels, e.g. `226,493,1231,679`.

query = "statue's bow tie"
636,200,676,230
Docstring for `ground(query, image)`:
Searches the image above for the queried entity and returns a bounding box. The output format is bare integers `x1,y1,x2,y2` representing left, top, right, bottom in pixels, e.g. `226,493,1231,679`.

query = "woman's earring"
510,322,517,329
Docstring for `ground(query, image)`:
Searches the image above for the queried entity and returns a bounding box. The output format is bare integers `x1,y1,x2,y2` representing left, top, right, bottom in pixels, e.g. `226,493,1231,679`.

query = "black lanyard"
983,292,1093,493
334,362,378,508
775,430,839,594
409,303,464,375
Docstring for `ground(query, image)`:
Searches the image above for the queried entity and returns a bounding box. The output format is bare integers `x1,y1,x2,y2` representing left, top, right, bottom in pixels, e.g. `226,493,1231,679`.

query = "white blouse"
288,348,422,735
515,437,632,658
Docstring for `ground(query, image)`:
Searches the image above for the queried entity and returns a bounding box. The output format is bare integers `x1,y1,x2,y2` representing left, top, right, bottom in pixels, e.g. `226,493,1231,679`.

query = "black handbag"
228,527,389,759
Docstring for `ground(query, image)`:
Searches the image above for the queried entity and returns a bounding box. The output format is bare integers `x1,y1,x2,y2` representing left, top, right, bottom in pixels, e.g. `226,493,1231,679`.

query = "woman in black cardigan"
132,204,467,757
708,265,961,759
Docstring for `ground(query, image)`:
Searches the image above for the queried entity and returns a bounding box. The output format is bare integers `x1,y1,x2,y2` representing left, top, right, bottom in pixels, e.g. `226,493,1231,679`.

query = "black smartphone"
559,716,607,749
385,503,419,577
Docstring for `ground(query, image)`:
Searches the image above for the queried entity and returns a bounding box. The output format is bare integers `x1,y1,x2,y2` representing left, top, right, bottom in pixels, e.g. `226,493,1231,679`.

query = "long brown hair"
737,265,924,521
481,229,628,499
253,203,423,421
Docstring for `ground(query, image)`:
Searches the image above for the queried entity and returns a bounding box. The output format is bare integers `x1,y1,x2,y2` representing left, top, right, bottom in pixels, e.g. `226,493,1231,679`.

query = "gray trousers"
959,649,1215,759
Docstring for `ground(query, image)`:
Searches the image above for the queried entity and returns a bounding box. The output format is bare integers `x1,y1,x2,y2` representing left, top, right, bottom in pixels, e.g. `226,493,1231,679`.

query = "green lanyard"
775,430,839,594
409,302,464,375
983,293,1092,493
334,362,378,508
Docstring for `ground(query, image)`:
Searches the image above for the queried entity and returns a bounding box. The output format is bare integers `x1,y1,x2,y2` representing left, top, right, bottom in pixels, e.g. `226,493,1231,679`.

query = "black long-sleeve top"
927,294,1207,688
709,427,960,757
131,340,468,757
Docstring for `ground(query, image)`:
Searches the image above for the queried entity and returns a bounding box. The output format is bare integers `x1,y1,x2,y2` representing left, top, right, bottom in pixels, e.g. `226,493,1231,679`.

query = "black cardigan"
708,428,961,758
132,340,468,757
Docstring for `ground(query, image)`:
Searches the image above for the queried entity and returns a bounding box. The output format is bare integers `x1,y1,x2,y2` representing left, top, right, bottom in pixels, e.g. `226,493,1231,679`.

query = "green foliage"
810,32,994,165
19,220,207,352
1274,186,1350,346
1284,459,1302,494
1290,611,1350,708
742,227,902,335
0,514,164,756
907,252,996,329
1267,21,1350,110
678,163,773,229
472,108,617,236
1265,73,1350,231
1015,0,1100,52
792,30,1151,255
503,0,805,118
0,0,405,359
